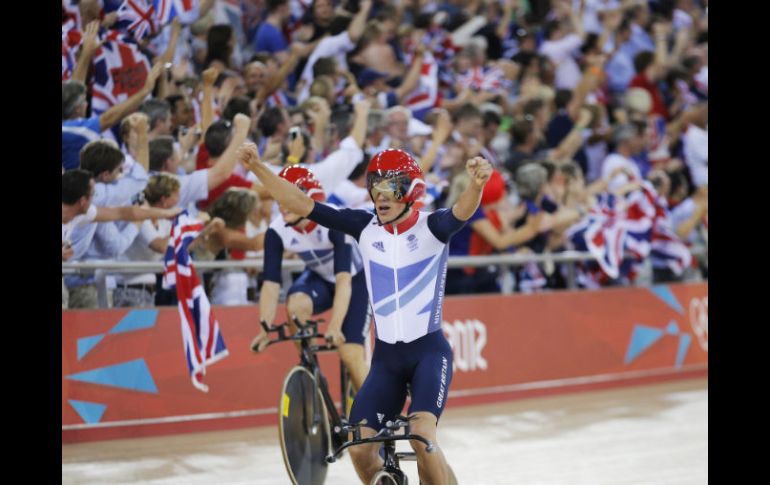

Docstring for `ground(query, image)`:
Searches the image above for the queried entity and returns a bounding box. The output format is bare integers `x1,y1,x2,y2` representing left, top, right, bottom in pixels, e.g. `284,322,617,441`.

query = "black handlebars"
260,317,336,352
326,416,436,463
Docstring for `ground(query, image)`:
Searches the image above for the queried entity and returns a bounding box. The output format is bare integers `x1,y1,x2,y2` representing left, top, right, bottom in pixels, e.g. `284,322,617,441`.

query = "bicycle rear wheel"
278,366,331,485
369,470,401,485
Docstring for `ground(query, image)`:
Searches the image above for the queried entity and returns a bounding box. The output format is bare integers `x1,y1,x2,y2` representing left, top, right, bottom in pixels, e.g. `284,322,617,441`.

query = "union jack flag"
645,185,693,276
455,66,507,94
91,34,151,115
154,0,200,25
62,42,76,81
162,211,229,392
566,192,628,280
115,0,159,40
567,181,692,285
402,53,441,121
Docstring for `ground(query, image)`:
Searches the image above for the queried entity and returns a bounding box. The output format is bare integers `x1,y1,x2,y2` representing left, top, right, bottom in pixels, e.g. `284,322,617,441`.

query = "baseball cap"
357,68,389,89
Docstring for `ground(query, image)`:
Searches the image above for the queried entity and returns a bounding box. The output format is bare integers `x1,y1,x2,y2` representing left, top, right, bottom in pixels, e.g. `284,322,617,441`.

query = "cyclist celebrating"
245,143,492,485
250,165,371,392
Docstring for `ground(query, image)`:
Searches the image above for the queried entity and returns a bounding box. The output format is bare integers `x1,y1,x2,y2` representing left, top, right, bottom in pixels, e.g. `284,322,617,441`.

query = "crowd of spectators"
62,0,708,309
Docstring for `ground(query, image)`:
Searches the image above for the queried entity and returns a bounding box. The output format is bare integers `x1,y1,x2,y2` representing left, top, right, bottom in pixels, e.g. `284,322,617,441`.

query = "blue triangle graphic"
77,334,105,360
66,359,158,394
69,400,107,424
675,334,692,368
397,256,435,290
666,320,679,335
649,286,685,315
109,309,159,334
625,325,665,364
369,260,396,305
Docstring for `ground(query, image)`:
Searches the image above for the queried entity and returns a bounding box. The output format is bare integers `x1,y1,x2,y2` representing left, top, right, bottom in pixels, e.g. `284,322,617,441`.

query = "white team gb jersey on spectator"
357,212,449,344
269,215,363,283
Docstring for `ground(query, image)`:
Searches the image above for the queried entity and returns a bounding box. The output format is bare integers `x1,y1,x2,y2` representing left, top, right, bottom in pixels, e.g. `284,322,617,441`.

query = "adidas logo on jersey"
290,238,299,245
377,413,385,423
372,241,385,252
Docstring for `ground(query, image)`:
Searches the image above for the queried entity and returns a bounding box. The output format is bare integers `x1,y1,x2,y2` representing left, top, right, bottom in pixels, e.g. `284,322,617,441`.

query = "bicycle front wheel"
369,470,401,485
278,366,331,485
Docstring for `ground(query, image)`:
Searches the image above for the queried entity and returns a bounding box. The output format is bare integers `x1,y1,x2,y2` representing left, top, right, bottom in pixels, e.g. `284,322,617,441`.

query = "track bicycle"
259,318,355,485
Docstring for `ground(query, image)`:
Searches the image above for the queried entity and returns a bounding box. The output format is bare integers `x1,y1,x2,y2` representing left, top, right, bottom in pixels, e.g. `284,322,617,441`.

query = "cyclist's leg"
286,271,332,351
406,331,456,485
348,345,408,483
338,273,372,391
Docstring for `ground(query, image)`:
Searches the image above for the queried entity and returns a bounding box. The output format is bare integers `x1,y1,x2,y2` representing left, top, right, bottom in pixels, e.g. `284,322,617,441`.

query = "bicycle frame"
263,318,351,447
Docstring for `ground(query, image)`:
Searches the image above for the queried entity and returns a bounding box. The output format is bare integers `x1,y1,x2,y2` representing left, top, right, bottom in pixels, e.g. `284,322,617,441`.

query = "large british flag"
402,53,441,121
454,65,507,94
566,192,628,280
115,0,159,40
162,211,229,392
567,181,692,285
91,33,151,115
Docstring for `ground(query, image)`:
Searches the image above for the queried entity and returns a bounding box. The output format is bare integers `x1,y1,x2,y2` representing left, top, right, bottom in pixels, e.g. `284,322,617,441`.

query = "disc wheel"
278,366,331,485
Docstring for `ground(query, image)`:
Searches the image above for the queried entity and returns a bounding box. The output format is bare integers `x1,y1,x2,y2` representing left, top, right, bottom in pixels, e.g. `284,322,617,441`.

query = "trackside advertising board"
62,283,707,443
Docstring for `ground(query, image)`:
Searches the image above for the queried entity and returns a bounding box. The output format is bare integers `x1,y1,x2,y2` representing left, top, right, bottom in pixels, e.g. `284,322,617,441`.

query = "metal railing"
62,246,706,308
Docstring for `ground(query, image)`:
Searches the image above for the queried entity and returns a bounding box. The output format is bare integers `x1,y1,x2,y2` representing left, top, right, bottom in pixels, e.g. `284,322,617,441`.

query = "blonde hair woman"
199,188,267,305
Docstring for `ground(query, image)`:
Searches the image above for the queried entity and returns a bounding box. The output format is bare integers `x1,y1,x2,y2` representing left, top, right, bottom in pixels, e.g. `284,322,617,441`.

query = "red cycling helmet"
366,149,425,205
278,165,326,202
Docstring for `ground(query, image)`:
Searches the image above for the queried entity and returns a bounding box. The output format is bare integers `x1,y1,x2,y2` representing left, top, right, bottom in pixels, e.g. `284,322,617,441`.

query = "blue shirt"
62,116,101,170
606,42,638,93
254,23,288,53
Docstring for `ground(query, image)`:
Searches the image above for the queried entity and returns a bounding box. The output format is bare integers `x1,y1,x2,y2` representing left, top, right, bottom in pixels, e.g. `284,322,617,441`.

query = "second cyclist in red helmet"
250,165,371,393
246,144,492,485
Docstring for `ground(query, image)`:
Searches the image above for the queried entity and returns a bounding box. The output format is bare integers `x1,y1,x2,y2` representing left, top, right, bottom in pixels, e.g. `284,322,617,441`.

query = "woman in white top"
199,188,266,306
113,174,181,307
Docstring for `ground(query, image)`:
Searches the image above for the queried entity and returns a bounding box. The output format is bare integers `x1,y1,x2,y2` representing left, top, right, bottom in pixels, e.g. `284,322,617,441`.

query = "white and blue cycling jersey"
308,203,467,344
262,209,364,284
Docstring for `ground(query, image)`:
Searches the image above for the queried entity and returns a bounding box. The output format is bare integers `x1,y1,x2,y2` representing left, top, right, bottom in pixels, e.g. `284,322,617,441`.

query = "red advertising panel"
62,283,707,443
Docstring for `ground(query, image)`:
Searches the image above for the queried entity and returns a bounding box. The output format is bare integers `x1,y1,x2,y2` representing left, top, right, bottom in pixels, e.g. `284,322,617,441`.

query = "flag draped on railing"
162,211,229,392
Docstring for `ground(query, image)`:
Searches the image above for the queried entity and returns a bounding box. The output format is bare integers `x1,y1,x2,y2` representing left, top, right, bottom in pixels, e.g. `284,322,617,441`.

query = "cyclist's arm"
328,230,353,333
259,228,284,327
248,157,373,238
308,203,374,241
427,208,467,243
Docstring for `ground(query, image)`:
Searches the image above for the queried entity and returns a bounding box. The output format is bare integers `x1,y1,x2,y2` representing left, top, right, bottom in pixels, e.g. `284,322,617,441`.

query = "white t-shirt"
683,124,708,188
62,204,97,245
329,179,374,210
176,169,210,209
539,33,583,90
307,136,364,195
117,219,172,285
669,198,705,245
601,152,642,191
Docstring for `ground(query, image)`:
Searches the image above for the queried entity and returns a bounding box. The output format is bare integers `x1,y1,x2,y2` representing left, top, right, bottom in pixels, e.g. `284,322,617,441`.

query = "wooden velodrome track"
62,377,707,484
